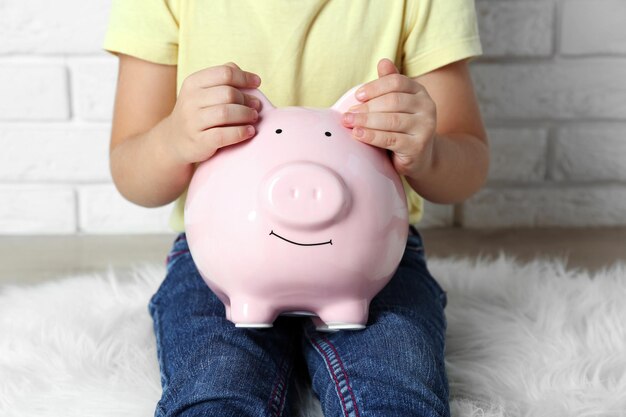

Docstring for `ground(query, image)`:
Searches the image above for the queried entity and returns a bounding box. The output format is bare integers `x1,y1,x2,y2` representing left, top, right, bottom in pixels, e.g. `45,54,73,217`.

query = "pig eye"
275,129,282,134
325,131,332,137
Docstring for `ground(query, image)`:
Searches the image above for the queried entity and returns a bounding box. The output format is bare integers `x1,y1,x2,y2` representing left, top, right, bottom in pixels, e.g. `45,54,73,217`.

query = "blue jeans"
148,226,449,417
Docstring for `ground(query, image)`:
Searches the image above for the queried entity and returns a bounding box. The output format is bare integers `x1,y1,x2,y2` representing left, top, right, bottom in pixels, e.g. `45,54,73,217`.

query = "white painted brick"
561,0,626,55
552,124,626,181
0,124,110,182
0,185,75,234
0,0,110,54
476,0,553,57
0,64,69,120
471,60,626,120
487,127,548,182
78,184,174,234
462,186,626,228
69,57,118,121
418,201,454,228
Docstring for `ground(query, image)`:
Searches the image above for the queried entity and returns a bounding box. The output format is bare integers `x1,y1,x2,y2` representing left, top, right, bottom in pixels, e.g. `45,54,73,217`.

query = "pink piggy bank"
184,84,409,331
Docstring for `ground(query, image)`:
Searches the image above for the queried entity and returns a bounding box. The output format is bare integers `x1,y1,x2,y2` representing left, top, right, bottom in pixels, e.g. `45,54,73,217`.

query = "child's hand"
165,62,262,164
341,58,437,179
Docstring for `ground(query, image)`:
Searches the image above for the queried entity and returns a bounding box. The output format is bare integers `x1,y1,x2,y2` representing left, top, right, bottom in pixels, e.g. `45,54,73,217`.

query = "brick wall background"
1,0,625,234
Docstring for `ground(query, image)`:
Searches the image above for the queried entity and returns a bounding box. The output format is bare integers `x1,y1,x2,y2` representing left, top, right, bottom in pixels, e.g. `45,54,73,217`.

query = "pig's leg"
316,299,369,330
311,316,340,332
224,303,231,321
230,296,278,328
211,288,232,321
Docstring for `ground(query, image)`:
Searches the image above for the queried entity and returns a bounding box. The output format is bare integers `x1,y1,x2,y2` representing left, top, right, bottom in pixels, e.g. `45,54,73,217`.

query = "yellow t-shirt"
103,0,483,232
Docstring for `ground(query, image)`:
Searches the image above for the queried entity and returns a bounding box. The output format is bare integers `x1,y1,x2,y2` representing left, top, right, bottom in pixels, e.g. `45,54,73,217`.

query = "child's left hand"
342,58,437,179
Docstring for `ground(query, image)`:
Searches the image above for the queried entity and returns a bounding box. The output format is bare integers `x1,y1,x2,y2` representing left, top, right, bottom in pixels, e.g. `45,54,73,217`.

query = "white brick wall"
0,0,110,54
552,124,626,182
0,63,69,120
463,0,626,228
463,186,626,228
561,0,626,55
476,0,554,57
0,0,624,234
0,185,75,234
77,185,173,234
69,58,119,121
0,125,110,181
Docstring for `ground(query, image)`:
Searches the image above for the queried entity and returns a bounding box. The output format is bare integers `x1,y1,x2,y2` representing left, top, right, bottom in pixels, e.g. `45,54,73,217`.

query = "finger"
195,85,262,110
347,92,419,114
221,62,261,91
355,73,420,102
224,62,241,70
377,58,400,78
190,63,261,90
198,103,259,130
343,111,417,134
350,127,414,153
243,93,263,111
201,124,256,151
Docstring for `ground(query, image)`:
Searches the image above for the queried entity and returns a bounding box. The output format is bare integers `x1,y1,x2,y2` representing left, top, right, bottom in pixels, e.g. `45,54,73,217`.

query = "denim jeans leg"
300,229,450,417
148,233,301,417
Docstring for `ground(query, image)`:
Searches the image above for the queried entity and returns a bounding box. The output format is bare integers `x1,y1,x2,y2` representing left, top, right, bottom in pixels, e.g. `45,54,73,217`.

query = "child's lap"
148,238,302,415
148,230,448,413
149,229,447,355
297,240,449,416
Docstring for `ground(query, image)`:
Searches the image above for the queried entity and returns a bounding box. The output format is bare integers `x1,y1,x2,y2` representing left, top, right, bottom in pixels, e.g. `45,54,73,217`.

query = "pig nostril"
290,187,299,199
313,188,321,200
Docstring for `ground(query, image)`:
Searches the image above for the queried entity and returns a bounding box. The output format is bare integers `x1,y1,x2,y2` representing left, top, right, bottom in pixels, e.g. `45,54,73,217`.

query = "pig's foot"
311,316,340,333
315,299,369,331
230,297,277,328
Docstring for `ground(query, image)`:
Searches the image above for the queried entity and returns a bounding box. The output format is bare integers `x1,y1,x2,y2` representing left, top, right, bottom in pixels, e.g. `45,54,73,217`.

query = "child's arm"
342,58,488,204
108,55,261,207
405,59,488,204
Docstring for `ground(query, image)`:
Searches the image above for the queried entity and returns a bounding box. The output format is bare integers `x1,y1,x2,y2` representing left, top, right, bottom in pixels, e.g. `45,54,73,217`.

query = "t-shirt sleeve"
102,0,179,65
401,0,483,77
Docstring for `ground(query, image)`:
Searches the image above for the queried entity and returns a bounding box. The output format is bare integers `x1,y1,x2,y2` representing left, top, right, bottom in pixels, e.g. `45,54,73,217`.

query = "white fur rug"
1,255,625,417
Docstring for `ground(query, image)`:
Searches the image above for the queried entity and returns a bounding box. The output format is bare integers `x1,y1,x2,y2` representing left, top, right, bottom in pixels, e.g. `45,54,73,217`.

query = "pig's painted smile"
269,230,332,246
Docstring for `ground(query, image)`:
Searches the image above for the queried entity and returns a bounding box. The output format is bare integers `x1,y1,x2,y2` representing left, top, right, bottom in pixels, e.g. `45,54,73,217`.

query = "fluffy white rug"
1,255,625,417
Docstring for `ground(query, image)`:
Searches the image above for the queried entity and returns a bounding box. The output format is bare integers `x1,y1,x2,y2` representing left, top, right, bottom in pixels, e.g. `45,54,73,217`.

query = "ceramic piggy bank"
184,84,409,331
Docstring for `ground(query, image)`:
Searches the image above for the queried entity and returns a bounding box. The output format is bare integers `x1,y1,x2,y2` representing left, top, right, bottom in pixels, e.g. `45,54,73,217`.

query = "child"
103,1,489,416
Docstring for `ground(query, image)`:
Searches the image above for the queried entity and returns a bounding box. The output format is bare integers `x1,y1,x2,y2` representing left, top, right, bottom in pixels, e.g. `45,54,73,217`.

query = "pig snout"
259,162,349,229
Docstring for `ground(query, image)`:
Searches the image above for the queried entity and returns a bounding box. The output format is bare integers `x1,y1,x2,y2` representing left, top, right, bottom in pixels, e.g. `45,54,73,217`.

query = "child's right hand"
165,62,262,164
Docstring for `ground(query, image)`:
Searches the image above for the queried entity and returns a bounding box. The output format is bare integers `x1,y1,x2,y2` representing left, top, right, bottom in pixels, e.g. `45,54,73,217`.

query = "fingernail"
252,109,258,120
353,127,364,138
251,98,261,110
355,89,367,100
252,75,261,86
343,112,355,124
348,104,364,112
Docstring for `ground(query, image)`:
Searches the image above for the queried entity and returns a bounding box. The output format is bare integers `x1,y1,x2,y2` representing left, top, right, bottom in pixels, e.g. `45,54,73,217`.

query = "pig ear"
240,88,275,114
331,83,365,113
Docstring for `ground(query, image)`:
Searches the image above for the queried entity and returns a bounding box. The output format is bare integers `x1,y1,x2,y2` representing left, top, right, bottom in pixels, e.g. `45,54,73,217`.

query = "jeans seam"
268,341,295,417
322,336,361,417
165,233,189,270
165,250,190,274
306,332,361,417
166,249,189,265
